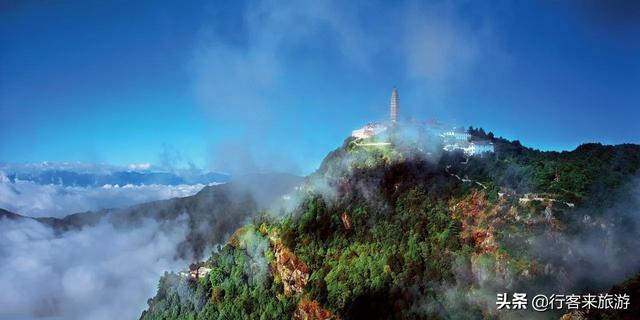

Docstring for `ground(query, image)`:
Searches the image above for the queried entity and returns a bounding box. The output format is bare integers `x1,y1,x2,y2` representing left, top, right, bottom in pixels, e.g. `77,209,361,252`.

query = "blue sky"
1,0,638,174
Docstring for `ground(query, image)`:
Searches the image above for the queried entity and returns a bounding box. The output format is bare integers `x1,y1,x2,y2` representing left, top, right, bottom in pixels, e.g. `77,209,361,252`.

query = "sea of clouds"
0,215,191,320
0,172,210,218
0,169,213,319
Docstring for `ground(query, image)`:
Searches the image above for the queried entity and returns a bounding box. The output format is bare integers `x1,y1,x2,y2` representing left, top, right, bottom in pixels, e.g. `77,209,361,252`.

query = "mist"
421,169,640,318
532,174,640,291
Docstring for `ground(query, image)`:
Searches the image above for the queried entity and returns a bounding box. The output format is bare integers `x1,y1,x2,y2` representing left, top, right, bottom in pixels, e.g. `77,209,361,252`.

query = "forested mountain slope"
141,130,640,319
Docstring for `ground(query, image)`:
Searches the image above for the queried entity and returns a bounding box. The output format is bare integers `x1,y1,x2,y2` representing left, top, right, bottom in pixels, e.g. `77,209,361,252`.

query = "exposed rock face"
453,189,580,310
455,191,532,290
270,231,309,296
293,298,335,320
453,191,498,254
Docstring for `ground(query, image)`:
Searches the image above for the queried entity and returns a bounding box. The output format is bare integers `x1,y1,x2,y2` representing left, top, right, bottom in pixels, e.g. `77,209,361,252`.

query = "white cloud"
127,163,152,171
404,3,478,82
0,215,191,320
193,0,375,123
194,0,385,175
402,1,503,85
0,173,211,218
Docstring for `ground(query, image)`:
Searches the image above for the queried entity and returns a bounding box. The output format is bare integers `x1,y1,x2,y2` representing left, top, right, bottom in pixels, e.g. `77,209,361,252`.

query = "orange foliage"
293,298,335,320
453,191,498,254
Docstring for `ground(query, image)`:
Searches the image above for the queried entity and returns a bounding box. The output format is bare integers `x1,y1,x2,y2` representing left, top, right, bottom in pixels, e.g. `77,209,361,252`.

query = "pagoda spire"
390,87,399,122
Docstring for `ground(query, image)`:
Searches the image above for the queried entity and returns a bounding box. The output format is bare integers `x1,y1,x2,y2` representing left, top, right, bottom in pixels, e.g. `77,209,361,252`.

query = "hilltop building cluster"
351,88,494,156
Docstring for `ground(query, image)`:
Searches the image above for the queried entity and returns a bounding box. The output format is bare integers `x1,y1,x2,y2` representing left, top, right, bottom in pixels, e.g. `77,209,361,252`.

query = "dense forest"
141,128,640,319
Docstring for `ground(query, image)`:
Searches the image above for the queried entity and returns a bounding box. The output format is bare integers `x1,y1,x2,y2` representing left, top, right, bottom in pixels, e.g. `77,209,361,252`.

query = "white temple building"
351,87,494,156
352,123,388,139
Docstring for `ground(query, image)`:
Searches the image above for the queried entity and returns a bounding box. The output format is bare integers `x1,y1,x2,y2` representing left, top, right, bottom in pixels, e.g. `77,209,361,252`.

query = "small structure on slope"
179,262,212,280
341,211,352,230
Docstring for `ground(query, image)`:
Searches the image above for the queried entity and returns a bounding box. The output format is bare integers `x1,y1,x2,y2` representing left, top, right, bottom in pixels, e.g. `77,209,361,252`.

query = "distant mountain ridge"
0,172,304,260
0,208,24,220
3,170,229,187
